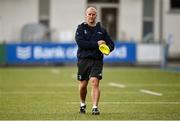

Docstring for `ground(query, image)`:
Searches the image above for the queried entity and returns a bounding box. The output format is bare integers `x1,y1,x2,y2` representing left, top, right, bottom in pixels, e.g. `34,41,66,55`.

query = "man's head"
85,6,97,27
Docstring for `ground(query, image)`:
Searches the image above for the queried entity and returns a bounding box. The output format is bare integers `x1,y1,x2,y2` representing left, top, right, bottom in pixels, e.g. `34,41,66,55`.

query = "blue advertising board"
104,42,136,62
6,42,136,64
6,43,78,64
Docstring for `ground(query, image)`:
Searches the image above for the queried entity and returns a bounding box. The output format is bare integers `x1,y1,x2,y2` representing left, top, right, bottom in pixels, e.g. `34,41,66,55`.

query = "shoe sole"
92,113,100,115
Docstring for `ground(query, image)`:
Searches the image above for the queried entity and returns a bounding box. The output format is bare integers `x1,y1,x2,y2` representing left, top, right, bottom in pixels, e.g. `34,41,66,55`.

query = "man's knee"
90,77,99,87
79,81,88,89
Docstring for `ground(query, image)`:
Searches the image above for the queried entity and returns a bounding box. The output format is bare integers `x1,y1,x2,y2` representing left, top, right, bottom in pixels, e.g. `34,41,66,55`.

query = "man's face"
86,8,97,26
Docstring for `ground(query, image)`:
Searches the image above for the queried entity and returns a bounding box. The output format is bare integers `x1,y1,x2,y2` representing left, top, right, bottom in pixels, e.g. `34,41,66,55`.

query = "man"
75,6,114,115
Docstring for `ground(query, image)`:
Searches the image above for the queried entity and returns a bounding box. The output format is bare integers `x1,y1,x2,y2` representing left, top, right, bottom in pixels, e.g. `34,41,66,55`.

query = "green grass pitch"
0,66,180,120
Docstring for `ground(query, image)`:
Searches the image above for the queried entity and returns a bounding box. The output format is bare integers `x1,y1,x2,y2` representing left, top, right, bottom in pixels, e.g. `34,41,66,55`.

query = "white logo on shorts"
78,75,82,80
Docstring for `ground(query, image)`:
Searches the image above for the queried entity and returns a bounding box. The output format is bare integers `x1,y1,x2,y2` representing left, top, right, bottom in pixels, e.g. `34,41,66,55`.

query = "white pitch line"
140,89,162,96
1,120,180,121
109,82,126,88
51,69,60,74
72,74,77,79
67,101,180,105
109,83,180,87
0,91,77,94
24,84,76,87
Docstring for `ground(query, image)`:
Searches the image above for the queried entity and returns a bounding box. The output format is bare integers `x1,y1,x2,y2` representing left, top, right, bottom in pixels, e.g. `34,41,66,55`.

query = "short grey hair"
85,6,97,14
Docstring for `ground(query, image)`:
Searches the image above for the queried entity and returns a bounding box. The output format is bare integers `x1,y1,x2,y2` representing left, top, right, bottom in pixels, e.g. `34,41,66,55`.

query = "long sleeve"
102,29,115,52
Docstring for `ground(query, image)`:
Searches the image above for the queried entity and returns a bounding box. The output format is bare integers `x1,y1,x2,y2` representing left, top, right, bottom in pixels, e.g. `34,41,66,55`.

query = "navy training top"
75,22,114,60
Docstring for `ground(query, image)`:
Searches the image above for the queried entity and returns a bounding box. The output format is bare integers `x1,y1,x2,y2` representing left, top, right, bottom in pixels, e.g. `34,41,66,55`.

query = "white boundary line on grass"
108,82,163,96
109,82,126,88
0,119,180,121
72,74,77,79
67,101,180,105
0,92,76,94
51,69,60,74
140,89,162,96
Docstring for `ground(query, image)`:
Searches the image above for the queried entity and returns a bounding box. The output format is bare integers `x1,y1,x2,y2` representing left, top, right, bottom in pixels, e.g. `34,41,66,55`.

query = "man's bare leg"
79,80,88,113
90,77,100,115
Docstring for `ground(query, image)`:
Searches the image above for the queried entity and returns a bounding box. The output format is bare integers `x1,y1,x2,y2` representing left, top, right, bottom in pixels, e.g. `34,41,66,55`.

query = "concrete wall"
163,0,180,58
50,0,86,42
119,0,143,42
0,0,179,58
0,0,38,42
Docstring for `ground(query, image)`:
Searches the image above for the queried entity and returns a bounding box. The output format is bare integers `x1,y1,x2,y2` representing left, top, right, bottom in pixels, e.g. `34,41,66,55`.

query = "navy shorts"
77,59,103,81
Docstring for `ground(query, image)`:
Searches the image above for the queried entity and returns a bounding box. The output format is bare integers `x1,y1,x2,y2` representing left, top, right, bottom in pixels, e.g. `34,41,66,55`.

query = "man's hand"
97,40,106,46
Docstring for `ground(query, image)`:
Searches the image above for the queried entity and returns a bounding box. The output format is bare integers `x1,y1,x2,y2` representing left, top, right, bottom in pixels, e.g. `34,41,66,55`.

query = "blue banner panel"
6,42,136,64
104,42,136,63
6,43,78,64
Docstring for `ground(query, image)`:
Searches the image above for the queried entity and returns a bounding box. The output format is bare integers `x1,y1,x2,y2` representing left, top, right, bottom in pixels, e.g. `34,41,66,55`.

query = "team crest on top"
76,32,79,35
84,30,87,34
97,32,102,34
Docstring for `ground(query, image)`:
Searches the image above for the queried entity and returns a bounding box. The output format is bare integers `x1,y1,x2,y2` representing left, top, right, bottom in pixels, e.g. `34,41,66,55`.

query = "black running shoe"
79,105,86,114
92,108,100,115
